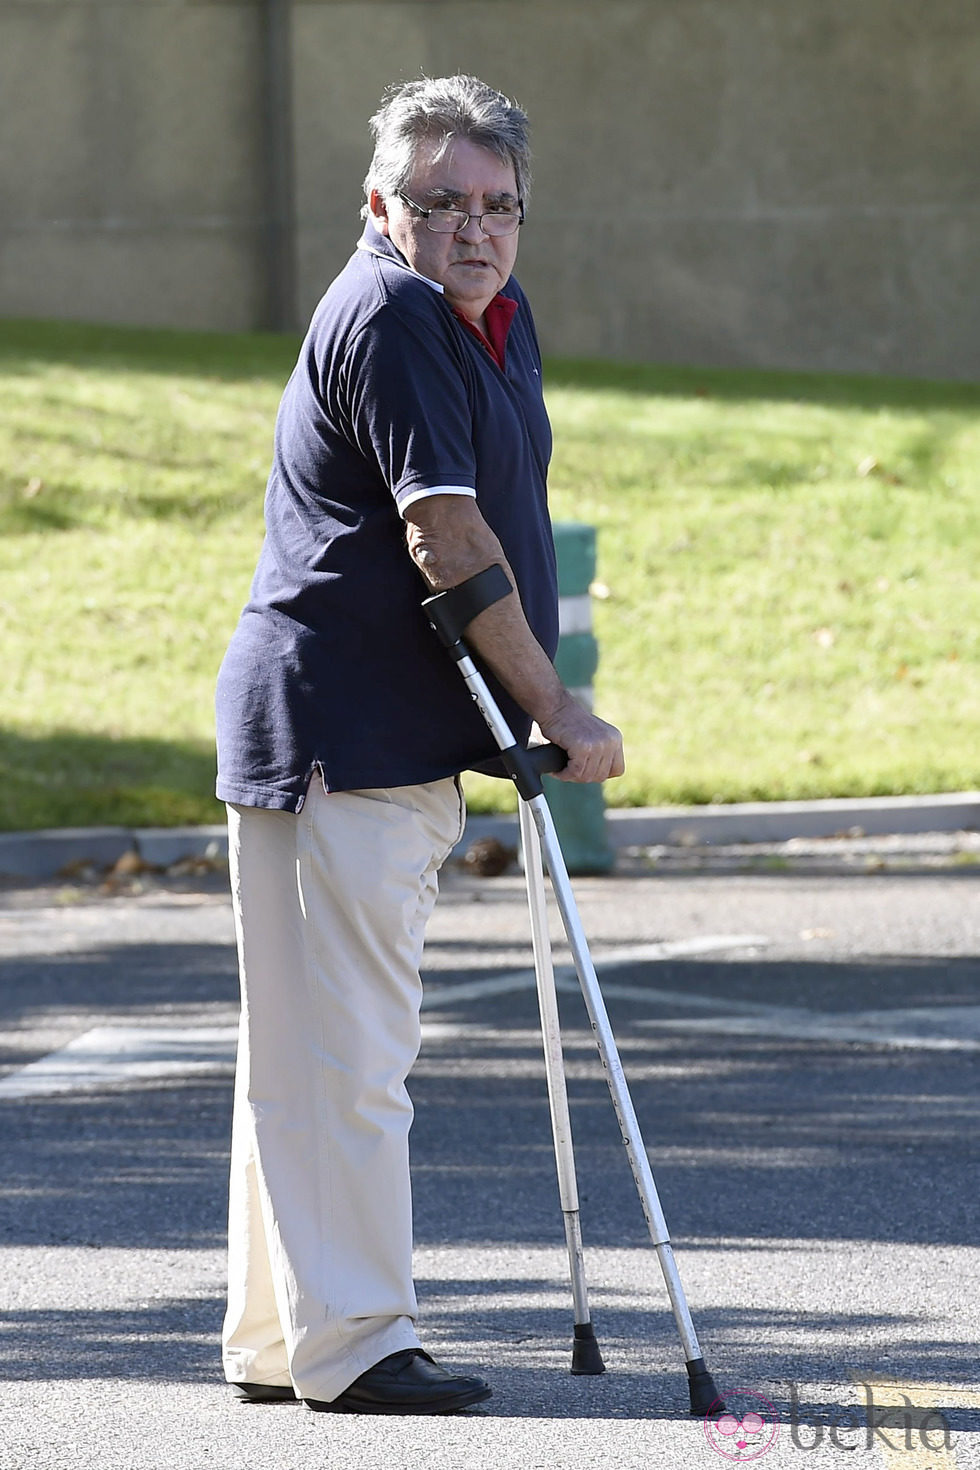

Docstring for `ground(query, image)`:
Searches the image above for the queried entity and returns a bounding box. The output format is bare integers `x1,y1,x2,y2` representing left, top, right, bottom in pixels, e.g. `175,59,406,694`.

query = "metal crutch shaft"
452,650,721,1413
422,567,725,1416
526,789,722,1415
519,799,605,1375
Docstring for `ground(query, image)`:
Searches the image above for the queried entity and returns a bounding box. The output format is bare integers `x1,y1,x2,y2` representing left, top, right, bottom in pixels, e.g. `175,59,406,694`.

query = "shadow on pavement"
0,935,978,1419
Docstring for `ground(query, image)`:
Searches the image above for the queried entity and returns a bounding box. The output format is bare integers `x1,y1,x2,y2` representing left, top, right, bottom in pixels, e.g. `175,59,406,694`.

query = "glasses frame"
396,189,525,237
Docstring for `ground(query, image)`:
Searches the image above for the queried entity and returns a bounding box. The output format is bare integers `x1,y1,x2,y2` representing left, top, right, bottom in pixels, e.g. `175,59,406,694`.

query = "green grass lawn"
1,319,978,831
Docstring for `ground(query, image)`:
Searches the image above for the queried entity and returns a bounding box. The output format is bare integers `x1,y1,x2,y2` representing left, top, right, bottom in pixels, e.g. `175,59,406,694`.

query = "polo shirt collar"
356,219,444,293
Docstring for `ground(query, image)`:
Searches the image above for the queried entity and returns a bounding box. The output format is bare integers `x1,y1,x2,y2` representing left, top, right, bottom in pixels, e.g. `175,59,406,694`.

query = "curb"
1,792,979,881
0,825,229,883
605,790,980,848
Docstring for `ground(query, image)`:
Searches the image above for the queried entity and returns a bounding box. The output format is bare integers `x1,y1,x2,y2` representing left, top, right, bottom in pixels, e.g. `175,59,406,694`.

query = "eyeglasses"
396,190,524,237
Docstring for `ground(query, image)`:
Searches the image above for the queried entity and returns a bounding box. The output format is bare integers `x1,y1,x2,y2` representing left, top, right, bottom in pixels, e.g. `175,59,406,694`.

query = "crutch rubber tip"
570,1322,606,1375
686,1357,725,1417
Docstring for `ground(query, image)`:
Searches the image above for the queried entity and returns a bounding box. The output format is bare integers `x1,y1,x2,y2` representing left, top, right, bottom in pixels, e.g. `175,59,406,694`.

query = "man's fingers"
537,695,624,784
551,734,625,784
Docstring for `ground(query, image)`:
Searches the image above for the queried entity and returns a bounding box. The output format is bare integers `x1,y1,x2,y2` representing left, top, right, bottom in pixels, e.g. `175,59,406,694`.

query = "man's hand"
536,691,625,785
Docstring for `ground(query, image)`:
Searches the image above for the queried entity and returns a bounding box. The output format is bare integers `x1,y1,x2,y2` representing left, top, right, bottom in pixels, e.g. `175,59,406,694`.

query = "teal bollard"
544,523,614,874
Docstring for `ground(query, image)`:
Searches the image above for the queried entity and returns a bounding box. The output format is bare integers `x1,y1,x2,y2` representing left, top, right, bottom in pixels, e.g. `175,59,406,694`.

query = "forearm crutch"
424,565,724,1418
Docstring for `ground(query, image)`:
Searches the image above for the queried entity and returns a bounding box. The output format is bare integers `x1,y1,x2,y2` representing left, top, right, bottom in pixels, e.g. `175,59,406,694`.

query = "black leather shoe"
231,1381,298,1403
305,1349,492,1415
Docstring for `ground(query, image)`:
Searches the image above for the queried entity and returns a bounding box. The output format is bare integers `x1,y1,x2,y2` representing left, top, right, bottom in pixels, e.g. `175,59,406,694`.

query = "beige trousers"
221,774,464,1402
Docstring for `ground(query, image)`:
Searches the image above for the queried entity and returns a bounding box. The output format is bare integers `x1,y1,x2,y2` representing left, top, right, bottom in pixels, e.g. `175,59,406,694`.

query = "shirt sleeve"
340,302,478,512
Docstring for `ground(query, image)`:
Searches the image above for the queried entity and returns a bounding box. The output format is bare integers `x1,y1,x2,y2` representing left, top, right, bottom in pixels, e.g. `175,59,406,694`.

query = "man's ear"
368,188,390,236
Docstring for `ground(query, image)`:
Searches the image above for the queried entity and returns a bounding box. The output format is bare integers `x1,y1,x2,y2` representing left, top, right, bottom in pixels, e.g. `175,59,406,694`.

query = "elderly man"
215,74,624,1416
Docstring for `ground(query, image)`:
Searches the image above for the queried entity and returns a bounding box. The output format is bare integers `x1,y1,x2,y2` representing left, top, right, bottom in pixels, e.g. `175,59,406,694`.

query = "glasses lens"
425,209,523,235
481,212,522,236
426,210,468,233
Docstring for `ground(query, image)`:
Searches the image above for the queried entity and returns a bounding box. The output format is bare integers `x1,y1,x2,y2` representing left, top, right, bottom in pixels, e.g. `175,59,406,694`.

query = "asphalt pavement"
1,836,979,1470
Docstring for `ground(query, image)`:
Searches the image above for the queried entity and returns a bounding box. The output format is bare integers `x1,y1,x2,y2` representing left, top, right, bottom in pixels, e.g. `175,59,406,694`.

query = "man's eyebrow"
425,186,520,207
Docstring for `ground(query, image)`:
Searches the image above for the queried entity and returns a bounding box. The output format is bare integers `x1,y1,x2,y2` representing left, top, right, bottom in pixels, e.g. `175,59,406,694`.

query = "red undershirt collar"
451,293,519,371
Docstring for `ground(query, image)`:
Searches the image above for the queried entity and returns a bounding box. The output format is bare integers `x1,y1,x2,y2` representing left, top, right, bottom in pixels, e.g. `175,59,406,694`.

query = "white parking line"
4,929,975,1098
0,935,768,1100
425,937,980,1053
420,934,769,1008
640,1008,980,1051
0,1025,239,1099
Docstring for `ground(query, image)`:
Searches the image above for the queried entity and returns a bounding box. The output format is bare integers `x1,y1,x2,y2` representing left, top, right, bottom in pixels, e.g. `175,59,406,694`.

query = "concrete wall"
2,0,978,377
1,0,269,331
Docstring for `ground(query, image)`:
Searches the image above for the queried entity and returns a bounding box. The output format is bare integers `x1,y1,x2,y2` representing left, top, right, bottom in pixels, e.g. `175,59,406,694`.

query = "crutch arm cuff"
422,563,513,648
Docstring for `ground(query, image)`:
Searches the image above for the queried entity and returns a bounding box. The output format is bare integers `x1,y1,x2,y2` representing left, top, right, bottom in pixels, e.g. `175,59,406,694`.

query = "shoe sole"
306,1384,492,1416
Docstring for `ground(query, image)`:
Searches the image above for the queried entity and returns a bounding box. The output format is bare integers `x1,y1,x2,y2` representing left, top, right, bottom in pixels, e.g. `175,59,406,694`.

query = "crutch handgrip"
483,733,567,801
526,742,568,777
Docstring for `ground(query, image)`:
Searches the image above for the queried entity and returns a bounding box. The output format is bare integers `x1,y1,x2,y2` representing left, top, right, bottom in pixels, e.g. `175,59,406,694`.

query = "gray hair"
362,74,531,217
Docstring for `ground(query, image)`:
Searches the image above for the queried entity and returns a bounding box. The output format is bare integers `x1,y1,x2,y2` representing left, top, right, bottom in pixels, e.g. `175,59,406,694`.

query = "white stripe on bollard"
558,594,594,637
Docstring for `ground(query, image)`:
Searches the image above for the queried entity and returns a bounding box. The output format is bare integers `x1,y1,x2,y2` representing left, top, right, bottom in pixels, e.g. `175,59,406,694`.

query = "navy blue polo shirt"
215,222,558,809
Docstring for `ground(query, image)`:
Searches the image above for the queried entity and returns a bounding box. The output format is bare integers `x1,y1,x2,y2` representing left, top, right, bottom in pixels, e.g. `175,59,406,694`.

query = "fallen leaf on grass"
856,455,901,484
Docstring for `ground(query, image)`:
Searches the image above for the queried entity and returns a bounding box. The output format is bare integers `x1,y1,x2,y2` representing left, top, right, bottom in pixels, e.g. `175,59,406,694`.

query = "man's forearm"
462,585,567,727
464,590,625,783
404,495,561,718
404,493,624,782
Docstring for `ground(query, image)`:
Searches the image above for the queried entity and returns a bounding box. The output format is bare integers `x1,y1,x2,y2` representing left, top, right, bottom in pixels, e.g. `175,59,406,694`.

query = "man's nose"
455,213,489,242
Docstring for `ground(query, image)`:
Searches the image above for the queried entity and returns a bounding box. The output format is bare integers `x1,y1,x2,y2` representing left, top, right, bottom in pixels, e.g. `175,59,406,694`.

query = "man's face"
372,137,521,324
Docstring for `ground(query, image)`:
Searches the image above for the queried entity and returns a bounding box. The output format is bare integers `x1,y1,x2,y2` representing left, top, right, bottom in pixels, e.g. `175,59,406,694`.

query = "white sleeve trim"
397,484,477,516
